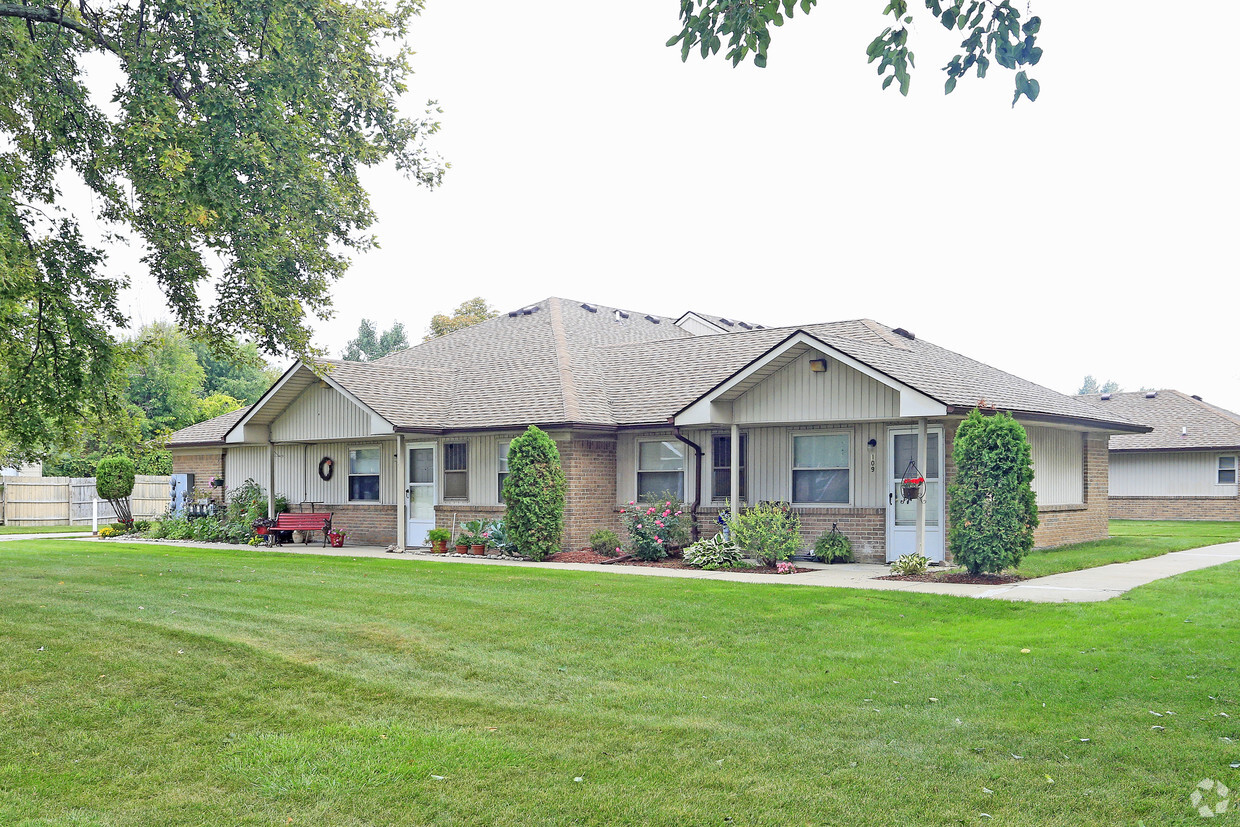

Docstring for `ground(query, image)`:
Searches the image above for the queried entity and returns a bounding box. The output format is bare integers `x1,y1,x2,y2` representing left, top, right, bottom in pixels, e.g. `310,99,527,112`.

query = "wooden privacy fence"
0,475,171,526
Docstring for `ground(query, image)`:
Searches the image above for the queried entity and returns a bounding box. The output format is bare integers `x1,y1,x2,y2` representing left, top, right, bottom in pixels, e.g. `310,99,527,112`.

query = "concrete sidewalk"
56,535,1240,603
0,532,92,542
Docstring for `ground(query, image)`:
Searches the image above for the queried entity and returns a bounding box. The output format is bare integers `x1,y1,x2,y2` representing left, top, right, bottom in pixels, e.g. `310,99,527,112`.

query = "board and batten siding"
271,384,373,442
1110,450,1237,498
1026,426,1084,506
731,351,900,424
436,432,524,506
226,440,399,505
616,423,888,509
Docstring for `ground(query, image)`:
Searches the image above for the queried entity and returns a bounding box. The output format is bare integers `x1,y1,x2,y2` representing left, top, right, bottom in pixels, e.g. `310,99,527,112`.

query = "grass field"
1017,519,1240,578
0,531,1237,825
0,524,87,535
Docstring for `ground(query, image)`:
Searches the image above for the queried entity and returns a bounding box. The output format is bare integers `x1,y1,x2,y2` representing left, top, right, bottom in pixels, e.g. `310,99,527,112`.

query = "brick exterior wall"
693,505,888,563
170,450,226,503
291,502,396,546
558,438,619,551
1109,495,1240,521
1031,431,1110,548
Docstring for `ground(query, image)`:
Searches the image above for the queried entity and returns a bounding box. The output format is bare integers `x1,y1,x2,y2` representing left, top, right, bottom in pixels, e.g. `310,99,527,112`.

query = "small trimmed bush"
502,426,566,561
728,502,801,566
890,553,929,576
683,534,748,570
97,455,136,525
812,528,852,563
589,529,621,557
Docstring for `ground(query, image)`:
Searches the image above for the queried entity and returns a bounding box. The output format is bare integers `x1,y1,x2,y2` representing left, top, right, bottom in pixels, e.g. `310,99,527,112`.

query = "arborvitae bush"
96,455,136,525
947,409,1039,575
502,426,566,561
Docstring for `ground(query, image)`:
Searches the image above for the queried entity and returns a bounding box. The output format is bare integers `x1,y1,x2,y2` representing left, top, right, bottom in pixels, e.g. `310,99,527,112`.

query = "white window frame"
498,440,510,503
443,441,468,500
791,429,853,506
711,432,747,503
1219,455,1237,485
347,446,381,502
636,439,686,501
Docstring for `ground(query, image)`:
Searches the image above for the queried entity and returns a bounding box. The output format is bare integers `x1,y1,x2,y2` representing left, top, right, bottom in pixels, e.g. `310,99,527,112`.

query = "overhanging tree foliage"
946,409,1039,575
501,426,566,562
0,0,444,461
669,0,1043,105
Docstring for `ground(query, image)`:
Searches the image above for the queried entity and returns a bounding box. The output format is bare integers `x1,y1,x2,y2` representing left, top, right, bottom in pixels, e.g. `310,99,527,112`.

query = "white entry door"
406,444,436,547
886,427,945,562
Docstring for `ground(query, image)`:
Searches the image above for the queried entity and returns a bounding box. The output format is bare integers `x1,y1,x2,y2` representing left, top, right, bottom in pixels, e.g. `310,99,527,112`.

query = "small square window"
444,442,468,499
1219,456,1236,485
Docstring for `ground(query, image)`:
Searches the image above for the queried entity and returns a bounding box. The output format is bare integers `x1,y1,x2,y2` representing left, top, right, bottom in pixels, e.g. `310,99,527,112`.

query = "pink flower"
655,538,663,544
665,501,671,506
615,547,621,553
655,521,664,528
628,501,635,506
675,511,682,516
662,510,670,517
647,507,655,515
636,524,642,529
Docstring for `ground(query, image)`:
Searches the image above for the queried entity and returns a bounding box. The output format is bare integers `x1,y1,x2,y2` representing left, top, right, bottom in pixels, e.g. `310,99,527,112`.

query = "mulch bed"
877,571,1024,585
545,549,811,575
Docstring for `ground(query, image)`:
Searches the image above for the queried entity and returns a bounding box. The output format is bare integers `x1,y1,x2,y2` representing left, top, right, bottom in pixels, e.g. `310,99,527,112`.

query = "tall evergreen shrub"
947,409,1039,574
502,426,566,561
96,455,136,526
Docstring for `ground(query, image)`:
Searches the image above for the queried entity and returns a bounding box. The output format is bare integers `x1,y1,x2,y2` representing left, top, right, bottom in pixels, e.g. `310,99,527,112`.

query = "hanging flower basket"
901,477,925,502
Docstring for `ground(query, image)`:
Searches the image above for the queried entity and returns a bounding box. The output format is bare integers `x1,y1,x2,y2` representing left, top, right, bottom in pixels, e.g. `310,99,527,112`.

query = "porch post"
266,442,276,519
396,435,407,549
730,423,740,513
916,417,926,558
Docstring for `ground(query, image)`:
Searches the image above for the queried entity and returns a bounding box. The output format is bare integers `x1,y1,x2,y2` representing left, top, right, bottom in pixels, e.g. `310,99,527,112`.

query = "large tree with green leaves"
0,0,443,461
424,297,498,342
343,319,410,361
669,0,1043,105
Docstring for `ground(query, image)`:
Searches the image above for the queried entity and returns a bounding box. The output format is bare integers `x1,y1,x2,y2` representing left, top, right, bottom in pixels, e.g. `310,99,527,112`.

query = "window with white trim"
444,442,468,499
348,447,380,502
637,440,685,500
1219,456,1237,485
498,441,510,502
711,433,747,502
792,432,850,504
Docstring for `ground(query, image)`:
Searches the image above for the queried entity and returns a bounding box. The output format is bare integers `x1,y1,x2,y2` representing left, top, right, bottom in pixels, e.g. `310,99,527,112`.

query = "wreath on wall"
318,457,334,481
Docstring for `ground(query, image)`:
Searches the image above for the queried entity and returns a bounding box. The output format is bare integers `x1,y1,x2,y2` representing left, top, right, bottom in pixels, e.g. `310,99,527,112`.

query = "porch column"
266,442,276,519
916,417,926,558
396,435,407,549
730,423,741,512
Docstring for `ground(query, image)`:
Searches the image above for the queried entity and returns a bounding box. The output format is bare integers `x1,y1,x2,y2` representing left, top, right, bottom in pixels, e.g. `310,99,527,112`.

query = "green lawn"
0,524,87,535
1015,519,1240,579
1,539,1237,826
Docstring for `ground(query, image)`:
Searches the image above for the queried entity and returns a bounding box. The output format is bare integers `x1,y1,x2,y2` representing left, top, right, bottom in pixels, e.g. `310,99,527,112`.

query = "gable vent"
893,327,916,341
738,322,752,330
1101,393,1112,401
581,303,597,313
1145,391,1157,399
1192,394,1203,401
718,318,735,327
644,314,660,324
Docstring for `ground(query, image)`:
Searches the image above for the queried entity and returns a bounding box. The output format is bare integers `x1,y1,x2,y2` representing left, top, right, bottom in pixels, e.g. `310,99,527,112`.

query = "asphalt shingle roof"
167,406,251,445
171,297,1143,445
1082,390,1240,450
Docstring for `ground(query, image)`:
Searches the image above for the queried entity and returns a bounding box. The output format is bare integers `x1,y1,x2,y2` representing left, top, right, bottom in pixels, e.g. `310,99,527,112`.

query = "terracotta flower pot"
470,544,486,555
432,540,448,553
454,544,470,554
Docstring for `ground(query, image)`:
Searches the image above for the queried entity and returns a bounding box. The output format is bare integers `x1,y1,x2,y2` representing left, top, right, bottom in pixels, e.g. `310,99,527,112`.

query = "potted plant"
453,534,470,554
327,529,346,548
460,519,488,555
426,528,450,553
901,475,925,502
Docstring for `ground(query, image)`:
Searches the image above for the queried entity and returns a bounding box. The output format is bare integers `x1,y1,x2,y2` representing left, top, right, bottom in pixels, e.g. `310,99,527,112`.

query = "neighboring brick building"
1084,390,1240,522
170,297,1147,558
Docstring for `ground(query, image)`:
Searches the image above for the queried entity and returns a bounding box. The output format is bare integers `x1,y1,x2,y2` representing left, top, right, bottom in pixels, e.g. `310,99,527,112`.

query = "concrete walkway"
47,535,1240,603
0,532,92,542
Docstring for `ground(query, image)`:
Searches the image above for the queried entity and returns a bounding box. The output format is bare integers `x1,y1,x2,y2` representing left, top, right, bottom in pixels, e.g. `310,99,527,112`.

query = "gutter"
943,406,1153,434
672,425,703,544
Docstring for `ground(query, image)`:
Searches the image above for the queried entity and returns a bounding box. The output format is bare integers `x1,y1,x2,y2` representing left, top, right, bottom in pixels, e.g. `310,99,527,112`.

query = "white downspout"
266,441,276,519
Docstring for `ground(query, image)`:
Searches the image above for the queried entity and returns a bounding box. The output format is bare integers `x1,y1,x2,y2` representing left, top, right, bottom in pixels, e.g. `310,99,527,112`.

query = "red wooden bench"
264,512,333,547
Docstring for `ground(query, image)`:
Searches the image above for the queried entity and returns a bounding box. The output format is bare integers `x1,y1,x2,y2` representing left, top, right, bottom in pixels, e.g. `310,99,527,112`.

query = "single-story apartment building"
1085,389,1240,521
169,297,1148,562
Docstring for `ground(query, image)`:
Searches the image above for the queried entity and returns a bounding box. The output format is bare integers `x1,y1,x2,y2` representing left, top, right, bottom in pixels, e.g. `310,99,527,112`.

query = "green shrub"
683,534,748,570
145,520,168,539
97,525,118,538
96,456,136,525
190,516,224,542
589,529,621,556
164,516,192,540
620,492,690,561
890,553,929,576
947,409,1039,575
812,527,853,563
728,502,801,566
501,426,566,561
133,519,151,533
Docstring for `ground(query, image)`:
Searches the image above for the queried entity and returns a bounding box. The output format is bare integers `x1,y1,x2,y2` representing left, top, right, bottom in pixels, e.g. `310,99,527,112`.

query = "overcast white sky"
117,1,1238,411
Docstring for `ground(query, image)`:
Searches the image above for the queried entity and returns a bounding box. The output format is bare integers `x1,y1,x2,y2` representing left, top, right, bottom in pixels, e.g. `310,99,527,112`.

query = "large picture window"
348,447,381,502
792,432,850,504
444,442,468,499
711,433,747,502
637,440,685,500
1219,456,1237,485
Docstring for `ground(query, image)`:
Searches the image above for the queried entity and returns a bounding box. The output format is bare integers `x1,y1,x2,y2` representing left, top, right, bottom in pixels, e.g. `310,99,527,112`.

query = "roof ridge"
548,297,581,421
858,319,912,350
1168,388,1240,427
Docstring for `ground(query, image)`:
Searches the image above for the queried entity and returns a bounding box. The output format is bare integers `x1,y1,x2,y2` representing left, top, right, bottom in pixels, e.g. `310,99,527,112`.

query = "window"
711,433,747,502
792,432,850,504
1219,456,1237,485
348,447,380,501
637,440,685,500
444,442,468,499
498,441,510,502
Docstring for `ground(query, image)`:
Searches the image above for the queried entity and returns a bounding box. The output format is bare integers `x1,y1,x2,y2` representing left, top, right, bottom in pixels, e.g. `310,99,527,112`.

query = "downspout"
672,425,703,543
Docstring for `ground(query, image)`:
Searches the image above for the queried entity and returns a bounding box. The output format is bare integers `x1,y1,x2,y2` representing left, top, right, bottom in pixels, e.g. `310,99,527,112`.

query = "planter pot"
470,544,486,556
454,544,470,554
328,532,345,548
901,484,922,501
432,540,448,553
